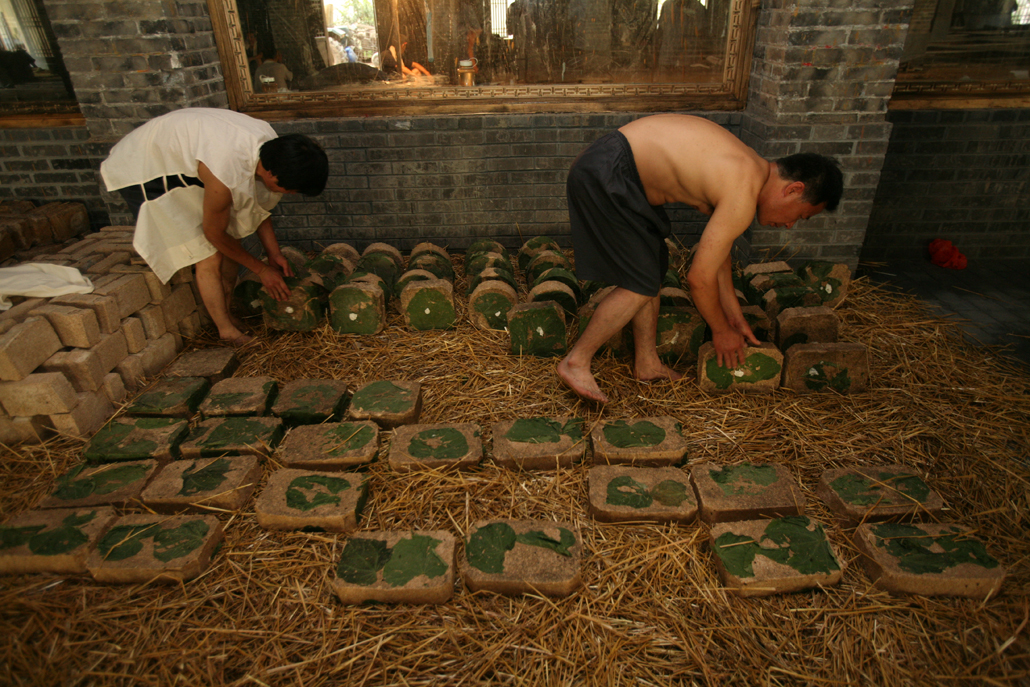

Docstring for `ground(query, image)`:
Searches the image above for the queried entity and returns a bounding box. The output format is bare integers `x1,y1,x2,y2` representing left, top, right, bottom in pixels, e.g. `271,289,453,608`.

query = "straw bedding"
1,261,1028,686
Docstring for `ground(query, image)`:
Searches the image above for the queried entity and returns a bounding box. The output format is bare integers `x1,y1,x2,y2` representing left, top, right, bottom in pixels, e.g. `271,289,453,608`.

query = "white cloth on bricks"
100,108,283,284
0,263,93,309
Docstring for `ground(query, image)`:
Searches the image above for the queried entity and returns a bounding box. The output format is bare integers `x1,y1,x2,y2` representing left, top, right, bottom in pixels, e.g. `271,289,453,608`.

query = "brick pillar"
740,0,914,270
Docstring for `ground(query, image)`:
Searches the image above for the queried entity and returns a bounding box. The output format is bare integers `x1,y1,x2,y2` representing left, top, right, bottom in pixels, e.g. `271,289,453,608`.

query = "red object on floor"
928,239,967,270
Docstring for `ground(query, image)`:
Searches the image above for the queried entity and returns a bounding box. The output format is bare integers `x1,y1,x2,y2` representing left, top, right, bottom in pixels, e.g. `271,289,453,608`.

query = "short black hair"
259,134,329,196
775,153,843,212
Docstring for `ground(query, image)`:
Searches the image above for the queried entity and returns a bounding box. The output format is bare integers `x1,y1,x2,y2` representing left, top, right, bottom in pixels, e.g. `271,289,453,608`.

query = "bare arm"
197,162,291,300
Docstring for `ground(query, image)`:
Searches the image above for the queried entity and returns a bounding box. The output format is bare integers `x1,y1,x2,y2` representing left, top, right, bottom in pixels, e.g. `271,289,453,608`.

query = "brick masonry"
3,0,1026,267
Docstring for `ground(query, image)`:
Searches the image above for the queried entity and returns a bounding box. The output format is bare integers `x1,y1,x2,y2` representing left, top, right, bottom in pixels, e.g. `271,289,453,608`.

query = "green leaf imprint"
324,423,376,455
465,522,518,573
381,534,448,586
871,523,999,574
505,418,583,445
285,474,353,511
337,537,391,585
709,464,779,496
830,472,931,506
602,420,666,448
179,458,232,497
606,475,653,508
407,427,468,460
706,353,781,390
351,381,413,413
713,517,839,578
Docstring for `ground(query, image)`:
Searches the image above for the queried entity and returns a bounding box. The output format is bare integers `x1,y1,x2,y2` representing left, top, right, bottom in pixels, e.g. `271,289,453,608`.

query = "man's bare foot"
634,362,683,383
557,357,609,403
230,314,248,330
219,327,254,347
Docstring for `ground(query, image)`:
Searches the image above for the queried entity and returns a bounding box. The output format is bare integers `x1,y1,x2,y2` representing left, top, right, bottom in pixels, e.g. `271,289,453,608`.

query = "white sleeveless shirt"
100,108,283,283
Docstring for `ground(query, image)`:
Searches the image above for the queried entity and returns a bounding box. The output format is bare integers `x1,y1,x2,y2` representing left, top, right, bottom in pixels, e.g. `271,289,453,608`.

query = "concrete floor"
859,259,1030,370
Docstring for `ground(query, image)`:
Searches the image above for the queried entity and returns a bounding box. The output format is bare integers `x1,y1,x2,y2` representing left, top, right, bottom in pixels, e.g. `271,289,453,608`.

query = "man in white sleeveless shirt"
101,108,329,345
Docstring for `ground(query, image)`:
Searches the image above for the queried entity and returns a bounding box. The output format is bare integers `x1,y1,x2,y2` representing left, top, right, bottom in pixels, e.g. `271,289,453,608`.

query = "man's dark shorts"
566,130,670,297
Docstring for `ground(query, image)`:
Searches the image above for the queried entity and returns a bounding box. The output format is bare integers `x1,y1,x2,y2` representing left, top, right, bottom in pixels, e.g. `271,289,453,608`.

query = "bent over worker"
101,107,329,345
557,114,843,403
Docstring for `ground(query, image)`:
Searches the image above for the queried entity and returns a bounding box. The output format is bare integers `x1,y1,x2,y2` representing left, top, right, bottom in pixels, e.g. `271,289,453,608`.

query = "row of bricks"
0,201,90,261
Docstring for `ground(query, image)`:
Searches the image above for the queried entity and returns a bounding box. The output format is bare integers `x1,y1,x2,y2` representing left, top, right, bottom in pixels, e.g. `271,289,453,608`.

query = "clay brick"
762,286,823,319
0,372,79,415
389,422,483,471
110,264,172,302
710,516,845,597
272,379,349,426
590,416,688,466
400,278,455,330
691,462,807,524
91,330,129,374
0,227,16,262
33,202,89,242
468,280,518,331
50,390,115,439
164,347,240,383
280,421,379,470
0,507,118,575
0,317,62,381
776,306,839,350
588,466,697,523
467,265,517,296
321,242,360,264
102,372,127,405
179,416,284,458
518,236,560,271
141,455,263,513
178,311,204,338
136,305,167,339
40,460,159,509
817,466,945,525
328,282,385,335
93,273,151,319
0,216,34,250
162,284,197,333
782,343,870,393
0,297,48,325
199,376,277,417
126,376,210,418
656,306,707,365
347,379,422,428
742,261,792,278
508,302,567,357
85,251,131,275
408,252,454,282
86,513,224,583
83,416,190,464
491,417,586,470
852,522,1005,598
333,530,456,604
0,416,51,445
526,250,571,284
138,332,179,377
461,519,582,597
27,304,101,348
697,342,783,394
255,468,367,532
51,293,120,334
121,317,147,354
261,282,325,332
42,348,106,392
796,261,851,308
529,280,578,316
740,305,774,343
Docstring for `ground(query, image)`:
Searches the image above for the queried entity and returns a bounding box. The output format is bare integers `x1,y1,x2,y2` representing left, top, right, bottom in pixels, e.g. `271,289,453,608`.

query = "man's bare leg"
630,295,683,382
557,287,651,403
195,253,252,344
217,255,247,330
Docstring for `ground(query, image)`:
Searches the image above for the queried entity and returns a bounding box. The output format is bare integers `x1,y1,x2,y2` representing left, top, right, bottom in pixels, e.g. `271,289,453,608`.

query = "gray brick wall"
862,109,1030,262
741,0,913,270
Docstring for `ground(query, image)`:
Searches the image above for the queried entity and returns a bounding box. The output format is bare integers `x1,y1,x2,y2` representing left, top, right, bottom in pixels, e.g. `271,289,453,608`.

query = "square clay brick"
110,264,172,303
0,372,78,416
588,466,697,523
118,333,179,383
102,372,127,405
817,466,946,525
51,293,120,334
328,282,386,335
491,417,586,470
762,286,823,319
83,416,191,464
141,455,263,513
741,261,792,278
461,519,582,597
400,278,456,330
0,297,48,325
388,423,483,472
691,462,807,524
136,305,167,340
162,284,197,333
0,317,62,381
590,416,688,466
709,516,845,597
346,379,421,428
179,416,285,458
775,306,839,350
93,273,151,319
254,468,367,532
507,301,567,357
656,306,707,365
28,304,101,348
198,376,278,417
796,261,851,308
163,347,241,383
782,343,870,394
40,460,160,509
468,280,518,331
852,522,1005,598
271,379,349,426
697,342,783,394
0,416,51,445
121,317,148,354
42,348,106,392
86,513,224,583
280,421,380,470
124,376,211,417
261,282,325,332
333,530,456,604
0,507,118,575
91,330,129,373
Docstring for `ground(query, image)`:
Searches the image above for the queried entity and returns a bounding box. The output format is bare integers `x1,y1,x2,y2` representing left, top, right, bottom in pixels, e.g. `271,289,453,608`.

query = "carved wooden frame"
207,0,760,117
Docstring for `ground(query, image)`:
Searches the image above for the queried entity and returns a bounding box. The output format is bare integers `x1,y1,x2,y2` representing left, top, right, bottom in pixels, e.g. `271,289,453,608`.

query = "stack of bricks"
0,223,207,445
466,238,518,331
0,200,91,264
505,237,569,357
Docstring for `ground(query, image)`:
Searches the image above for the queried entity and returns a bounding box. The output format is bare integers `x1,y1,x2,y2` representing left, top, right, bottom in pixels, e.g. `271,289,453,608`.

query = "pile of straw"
1,263,1028,685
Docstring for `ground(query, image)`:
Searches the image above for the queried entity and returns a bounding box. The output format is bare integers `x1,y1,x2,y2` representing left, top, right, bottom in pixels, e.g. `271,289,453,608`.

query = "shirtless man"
557,114,843,403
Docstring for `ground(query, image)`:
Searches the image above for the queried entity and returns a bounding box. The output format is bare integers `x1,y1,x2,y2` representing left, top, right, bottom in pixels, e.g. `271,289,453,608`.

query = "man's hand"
713,329,748,369
259,263,291,301
267,251,294,279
